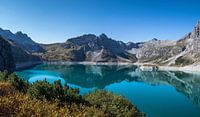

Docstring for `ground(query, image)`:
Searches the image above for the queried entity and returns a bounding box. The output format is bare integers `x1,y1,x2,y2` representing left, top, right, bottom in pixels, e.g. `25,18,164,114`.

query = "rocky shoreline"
44,61,135,65
134,63,200,73
42,61,200,73
158,65,200,73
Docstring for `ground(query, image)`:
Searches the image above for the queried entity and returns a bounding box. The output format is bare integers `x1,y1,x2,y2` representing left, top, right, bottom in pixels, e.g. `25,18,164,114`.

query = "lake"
16,64,200,117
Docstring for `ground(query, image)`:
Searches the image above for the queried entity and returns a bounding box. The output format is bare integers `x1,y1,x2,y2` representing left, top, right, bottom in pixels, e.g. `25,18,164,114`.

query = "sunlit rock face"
41,34,137,62
135,39,182,64
124,21,200,66
0,36,15,71
175,21,200,64
190,21,200,39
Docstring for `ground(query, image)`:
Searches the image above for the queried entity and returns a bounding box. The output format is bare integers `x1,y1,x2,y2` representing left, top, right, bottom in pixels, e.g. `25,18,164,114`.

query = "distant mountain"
141,22,200,66
0,28,44,53
0,35,42,71
41,34,137,62
128,38,182,64
125,42,140,50
41,21,200,66
1,21,200,71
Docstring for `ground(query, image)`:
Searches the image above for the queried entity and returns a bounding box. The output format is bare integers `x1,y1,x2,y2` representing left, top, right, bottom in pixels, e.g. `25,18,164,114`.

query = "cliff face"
8,41,42,69
0,28,43,70
41,34,137,62
0,36,15,71
131,39,183,65
8,41,41,63
0,36,42,71
168,21,200,66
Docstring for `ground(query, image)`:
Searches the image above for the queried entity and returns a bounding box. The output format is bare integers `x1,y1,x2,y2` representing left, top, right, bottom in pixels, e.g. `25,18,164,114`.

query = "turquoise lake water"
16,64,200,117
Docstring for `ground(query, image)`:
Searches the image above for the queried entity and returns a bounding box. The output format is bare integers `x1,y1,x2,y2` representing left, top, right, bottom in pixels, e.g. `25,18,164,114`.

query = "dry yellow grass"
0,82,16,96
0,92,107,117
0,81,106,117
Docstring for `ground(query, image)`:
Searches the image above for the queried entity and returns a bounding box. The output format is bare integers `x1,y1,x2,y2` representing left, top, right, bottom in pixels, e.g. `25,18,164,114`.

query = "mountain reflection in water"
17,64,200,117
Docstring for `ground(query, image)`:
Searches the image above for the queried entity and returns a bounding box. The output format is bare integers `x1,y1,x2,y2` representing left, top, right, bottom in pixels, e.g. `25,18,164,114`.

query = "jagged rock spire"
190,20,200,38
198,20,200,26
195,21,200,37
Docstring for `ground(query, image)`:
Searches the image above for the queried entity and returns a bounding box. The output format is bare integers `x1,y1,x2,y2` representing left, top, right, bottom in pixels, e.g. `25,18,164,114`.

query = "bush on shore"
0,71,28,92
27,79,83,104
84,90,145,117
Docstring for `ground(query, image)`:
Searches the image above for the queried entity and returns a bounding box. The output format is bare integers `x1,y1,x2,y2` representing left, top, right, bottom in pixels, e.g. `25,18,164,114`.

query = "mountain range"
41,34,137,62
0,21,200,71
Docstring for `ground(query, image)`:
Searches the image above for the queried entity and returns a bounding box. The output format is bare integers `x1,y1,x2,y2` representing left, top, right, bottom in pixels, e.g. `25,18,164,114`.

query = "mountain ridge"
41,33,137,62
1,21,200,71
0,28,44,53
39,20,200,66
0,29,43,71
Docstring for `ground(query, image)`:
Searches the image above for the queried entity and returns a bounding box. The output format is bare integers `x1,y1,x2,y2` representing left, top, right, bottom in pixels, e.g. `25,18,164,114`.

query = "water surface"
17,64,200,117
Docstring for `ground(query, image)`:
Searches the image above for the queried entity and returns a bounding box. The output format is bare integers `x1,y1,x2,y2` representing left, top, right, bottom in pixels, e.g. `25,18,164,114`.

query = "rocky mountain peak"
190,21,200,38
126,42,139,49
15,31,29,38
99,33,108,39
15,31,31,41
43,33,137,62
0,27,44,53
15,31,23,35
82,34,97,38
152,38,159,41
66,34,97,46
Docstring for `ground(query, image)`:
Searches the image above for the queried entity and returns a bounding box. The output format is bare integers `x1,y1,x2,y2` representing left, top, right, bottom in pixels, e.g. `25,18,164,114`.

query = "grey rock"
129,39,181,64
126,21,200,66
42,34,137,62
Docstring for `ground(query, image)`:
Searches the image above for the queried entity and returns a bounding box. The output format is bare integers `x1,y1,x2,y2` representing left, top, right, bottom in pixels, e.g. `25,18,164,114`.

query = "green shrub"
84,90,145,117
0,72,28,92
27,79,82,104
27,79,53,101
7,73,29,92
0,71,9,81
175,56,193,66
0,72,145,117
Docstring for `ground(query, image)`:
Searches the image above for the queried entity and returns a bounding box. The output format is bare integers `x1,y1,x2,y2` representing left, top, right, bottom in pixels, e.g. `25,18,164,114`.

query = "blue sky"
0,0,200,44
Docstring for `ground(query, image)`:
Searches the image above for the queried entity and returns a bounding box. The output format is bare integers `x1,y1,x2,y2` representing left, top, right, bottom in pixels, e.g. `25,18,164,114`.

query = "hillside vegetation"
0,71,145,117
